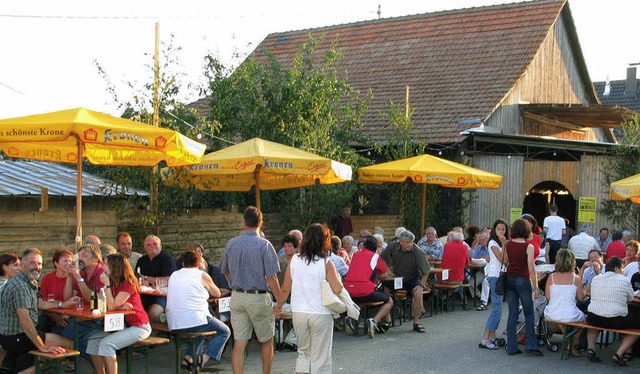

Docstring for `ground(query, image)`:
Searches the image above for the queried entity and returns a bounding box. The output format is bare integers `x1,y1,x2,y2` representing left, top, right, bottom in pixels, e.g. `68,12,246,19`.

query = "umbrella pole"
255,165,261,210
75,135,83,251
421,183,426,236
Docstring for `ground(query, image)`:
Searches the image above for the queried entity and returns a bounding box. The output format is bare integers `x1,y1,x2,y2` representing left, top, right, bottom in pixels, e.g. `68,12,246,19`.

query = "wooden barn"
245,0,639,230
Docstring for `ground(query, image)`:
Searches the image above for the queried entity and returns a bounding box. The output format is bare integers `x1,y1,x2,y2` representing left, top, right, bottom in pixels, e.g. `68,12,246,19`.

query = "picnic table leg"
73,319,80,374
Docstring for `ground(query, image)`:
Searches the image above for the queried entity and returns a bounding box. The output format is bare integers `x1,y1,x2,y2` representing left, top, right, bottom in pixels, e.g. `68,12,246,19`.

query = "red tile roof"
251,0,568,144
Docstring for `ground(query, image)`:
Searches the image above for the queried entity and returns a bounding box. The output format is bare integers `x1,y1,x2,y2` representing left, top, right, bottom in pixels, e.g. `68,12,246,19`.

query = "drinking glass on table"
157,278,167,293
47,293,55,302
76,297,84,311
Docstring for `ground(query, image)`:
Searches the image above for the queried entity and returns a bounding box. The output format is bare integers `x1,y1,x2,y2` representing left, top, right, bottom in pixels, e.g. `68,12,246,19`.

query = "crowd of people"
3,202,640,373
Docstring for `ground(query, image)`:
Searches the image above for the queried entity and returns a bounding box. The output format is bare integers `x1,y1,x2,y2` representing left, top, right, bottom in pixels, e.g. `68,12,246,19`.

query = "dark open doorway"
522,181,576,230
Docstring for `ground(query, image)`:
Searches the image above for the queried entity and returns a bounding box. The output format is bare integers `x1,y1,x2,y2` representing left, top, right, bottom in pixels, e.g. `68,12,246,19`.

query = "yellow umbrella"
0,108,206,241
610,173,640,204
163,137,352,209
357,154,503,234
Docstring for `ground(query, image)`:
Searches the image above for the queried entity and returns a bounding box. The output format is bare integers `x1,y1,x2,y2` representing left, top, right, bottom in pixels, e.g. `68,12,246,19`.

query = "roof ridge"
269,0,565,38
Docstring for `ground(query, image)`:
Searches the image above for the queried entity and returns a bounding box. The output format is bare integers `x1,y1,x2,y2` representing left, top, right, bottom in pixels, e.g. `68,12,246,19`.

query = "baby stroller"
496,292,559,352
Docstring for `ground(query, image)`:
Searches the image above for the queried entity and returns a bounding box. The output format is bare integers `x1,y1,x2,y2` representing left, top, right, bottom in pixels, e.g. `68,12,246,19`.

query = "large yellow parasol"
357,154,503,234
0,108,206,241
610,173,640,204
163,137,352,209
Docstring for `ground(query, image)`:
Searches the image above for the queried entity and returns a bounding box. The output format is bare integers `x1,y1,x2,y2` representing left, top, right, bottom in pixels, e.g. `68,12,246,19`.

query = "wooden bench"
125,336,170,374
353,301,384,336
387,290,407,326
546,320,640,360
29,349,80,374
274,313,294,351
401,288,432,320
150,322,217,374
432,282,471,312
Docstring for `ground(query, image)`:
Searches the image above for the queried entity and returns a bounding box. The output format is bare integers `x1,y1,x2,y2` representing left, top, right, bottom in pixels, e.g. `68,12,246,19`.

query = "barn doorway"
522,181,576,231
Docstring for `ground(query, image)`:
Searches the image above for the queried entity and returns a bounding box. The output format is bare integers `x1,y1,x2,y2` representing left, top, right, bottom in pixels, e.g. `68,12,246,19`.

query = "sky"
0,0,638,119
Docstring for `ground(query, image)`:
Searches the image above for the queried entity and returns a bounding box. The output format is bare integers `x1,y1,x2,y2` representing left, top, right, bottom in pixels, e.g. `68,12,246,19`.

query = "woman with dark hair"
478,219,509,349
585,256,639,365
279,234,300,286
343,235,393,338
504,218,543,356
88,254,151,374
521,214,541,263
167,248,231,370
465,225,480,249
278,223,343,374
0,253,20,364
0,253,20,291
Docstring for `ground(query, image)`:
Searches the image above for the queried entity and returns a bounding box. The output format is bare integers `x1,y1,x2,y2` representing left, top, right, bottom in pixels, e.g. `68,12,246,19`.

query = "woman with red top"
521,214,541,261
87,253,151,374
504,219,543,356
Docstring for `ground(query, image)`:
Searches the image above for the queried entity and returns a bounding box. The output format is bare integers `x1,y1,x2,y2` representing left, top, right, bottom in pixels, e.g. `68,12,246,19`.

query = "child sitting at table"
87,254,151,374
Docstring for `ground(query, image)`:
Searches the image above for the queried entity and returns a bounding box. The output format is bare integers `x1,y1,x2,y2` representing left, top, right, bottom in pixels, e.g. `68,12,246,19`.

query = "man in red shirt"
343,236,392,338
63,244,105,303
438,230,470,283
605,231,626,263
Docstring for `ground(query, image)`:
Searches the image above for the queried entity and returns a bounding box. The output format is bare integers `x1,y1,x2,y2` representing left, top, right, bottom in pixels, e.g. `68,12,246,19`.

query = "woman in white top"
544,249,585,355
585,256,639,366
278,223,343,374
166,248,231,370
478,219,508,350
536,232,550,265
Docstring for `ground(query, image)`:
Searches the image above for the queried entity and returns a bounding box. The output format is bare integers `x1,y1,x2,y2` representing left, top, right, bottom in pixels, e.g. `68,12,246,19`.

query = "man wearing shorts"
221,206,282,374
381,230,431,333
343,235,393,338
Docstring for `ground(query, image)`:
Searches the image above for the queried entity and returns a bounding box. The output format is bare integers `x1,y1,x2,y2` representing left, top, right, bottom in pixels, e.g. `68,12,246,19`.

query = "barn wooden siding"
579,155,615,232
523,160,578,198
0,209,401,269
488,13,607,141
470,155,524,227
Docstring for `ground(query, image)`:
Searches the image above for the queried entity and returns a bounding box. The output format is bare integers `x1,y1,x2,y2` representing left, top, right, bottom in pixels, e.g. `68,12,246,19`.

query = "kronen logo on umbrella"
0,108,206,242
162,137,352,209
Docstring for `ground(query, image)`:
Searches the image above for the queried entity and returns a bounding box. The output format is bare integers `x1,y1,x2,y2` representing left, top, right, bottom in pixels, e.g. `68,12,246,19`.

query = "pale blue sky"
0,0,637,118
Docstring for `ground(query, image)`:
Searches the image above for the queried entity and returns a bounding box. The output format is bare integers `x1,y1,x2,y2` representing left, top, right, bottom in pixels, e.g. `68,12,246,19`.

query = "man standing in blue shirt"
221,206,282,374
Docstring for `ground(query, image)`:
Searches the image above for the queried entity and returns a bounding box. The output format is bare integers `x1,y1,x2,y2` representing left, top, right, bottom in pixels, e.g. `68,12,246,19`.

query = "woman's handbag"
495,246,508,296
321,258,347,313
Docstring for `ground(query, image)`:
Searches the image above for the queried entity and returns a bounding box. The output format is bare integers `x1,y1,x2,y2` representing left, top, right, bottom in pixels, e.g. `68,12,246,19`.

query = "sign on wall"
578,197,596,223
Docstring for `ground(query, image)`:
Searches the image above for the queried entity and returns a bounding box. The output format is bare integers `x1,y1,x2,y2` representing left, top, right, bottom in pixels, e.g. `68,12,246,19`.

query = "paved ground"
77,297,638,373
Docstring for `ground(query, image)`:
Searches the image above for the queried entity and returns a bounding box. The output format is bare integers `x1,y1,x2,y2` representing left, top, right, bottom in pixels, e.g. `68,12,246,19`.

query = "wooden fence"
0,209,402,269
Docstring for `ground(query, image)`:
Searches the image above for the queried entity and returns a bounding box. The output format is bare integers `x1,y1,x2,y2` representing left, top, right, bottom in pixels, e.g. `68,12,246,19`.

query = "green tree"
373,100,469,236
201,34,372,227
600,115,640,232
89,35,221,233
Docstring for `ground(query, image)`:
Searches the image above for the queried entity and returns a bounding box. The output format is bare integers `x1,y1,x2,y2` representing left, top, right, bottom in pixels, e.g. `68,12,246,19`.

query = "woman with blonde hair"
88,254,151,374
544,249,585,355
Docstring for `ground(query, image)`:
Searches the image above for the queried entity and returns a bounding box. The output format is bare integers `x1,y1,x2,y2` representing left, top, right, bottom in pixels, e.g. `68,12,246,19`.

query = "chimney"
625,66,638,95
